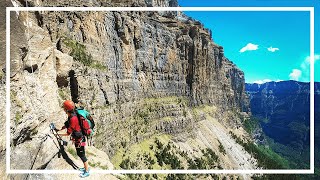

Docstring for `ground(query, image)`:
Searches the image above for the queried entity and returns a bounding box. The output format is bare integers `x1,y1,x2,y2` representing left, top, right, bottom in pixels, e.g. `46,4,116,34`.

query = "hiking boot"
79,168,85,172
79,167,90,172
79,171,90,178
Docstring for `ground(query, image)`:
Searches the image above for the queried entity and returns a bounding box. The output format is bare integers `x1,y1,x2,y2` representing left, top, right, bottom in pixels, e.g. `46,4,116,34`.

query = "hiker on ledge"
57,100,90,178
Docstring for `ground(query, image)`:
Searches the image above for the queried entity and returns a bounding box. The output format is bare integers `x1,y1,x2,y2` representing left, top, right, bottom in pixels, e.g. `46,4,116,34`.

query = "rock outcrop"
0,0,254,178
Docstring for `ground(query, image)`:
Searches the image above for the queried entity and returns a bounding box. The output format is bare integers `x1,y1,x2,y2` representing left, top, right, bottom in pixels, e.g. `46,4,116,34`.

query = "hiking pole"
50,123,68,159
50,123,68,146
49,123,79,170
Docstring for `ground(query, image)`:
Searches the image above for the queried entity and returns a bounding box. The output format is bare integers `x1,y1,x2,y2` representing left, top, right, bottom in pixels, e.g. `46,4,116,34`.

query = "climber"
57,100,90,178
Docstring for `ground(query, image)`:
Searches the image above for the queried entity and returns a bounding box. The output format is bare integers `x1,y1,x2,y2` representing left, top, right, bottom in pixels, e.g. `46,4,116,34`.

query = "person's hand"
57,126,66,132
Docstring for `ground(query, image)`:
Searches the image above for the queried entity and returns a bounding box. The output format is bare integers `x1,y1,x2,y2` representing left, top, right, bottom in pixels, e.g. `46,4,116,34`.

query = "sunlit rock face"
0,0,253,178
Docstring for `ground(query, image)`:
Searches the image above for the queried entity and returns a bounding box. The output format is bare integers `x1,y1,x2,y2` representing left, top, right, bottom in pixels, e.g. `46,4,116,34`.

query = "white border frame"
6,7,314,175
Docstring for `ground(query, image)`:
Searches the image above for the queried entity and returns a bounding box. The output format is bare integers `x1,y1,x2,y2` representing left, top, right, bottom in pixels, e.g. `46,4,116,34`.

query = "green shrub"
10,90,17,101
58,89,67,100
0,70,4,81
166,174,188,180
202,148,220,168
243,116,260,134
90,61,107,71
119,158,130,169
88,161,101,167
218,140,226,155
15,112,22,123
121,141,127,148
229,131,289,169
63,37,93,66
67,147,78,158
187,148,220,169
134,110,149,124
154,139,182,169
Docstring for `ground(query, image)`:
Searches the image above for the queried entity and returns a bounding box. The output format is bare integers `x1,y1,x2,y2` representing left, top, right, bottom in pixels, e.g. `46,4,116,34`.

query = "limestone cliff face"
35,10,247,109
0,0,253,178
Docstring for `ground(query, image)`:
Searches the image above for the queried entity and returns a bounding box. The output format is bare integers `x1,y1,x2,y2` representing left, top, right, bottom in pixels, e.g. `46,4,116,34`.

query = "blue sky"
178,0,320,83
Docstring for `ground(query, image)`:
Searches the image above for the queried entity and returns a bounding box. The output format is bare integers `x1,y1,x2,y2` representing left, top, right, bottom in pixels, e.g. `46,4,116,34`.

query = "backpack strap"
67,112,77,132
75,110,86,136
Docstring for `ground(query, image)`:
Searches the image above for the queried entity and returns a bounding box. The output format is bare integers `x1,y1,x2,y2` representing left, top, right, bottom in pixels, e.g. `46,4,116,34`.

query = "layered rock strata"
0,0,253,178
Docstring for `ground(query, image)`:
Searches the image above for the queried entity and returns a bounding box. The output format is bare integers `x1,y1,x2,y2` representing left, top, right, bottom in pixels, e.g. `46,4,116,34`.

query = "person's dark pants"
73,135,87,163
76,145,87,163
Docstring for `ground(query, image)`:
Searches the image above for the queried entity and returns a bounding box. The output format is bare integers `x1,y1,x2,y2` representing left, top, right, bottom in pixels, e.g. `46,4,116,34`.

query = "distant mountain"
246,80,320,168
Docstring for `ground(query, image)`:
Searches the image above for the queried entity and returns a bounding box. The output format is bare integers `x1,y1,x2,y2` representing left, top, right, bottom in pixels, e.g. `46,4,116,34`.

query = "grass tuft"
62,37,108,71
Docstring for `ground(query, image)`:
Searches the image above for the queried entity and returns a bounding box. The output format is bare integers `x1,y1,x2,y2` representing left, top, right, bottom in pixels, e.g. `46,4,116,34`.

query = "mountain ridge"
245,80,320,170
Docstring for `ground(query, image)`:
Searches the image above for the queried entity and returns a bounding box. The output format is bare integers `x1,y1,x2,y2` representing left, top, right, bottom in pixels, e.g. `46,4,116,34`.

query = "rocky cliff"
0,0,255,179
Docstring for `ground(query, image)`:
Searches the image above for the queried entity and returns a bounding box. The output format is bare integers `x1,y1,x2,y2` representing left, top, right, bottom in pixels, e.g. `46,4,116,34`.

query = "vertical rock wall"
0,0,251,173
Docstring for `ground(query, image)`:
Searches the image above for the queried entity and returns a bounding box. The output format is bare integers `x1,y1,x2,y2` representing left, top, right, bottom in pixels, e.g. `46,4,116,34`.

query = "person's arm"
62,116,77,136
56,125,67,136
56,126,66,131
56,120,70,133
57,118,73,136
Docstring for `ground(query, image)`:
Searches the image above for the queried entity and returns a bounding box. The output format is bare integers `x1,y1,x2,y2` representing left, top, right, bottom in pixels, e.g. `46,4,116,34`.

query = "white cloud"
300,54,320,70
306,54,320,62
251,79,283,84
253,79,272,84
239,43,259,53
296,54,320,81
267,46,279,52
289,69,302,81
